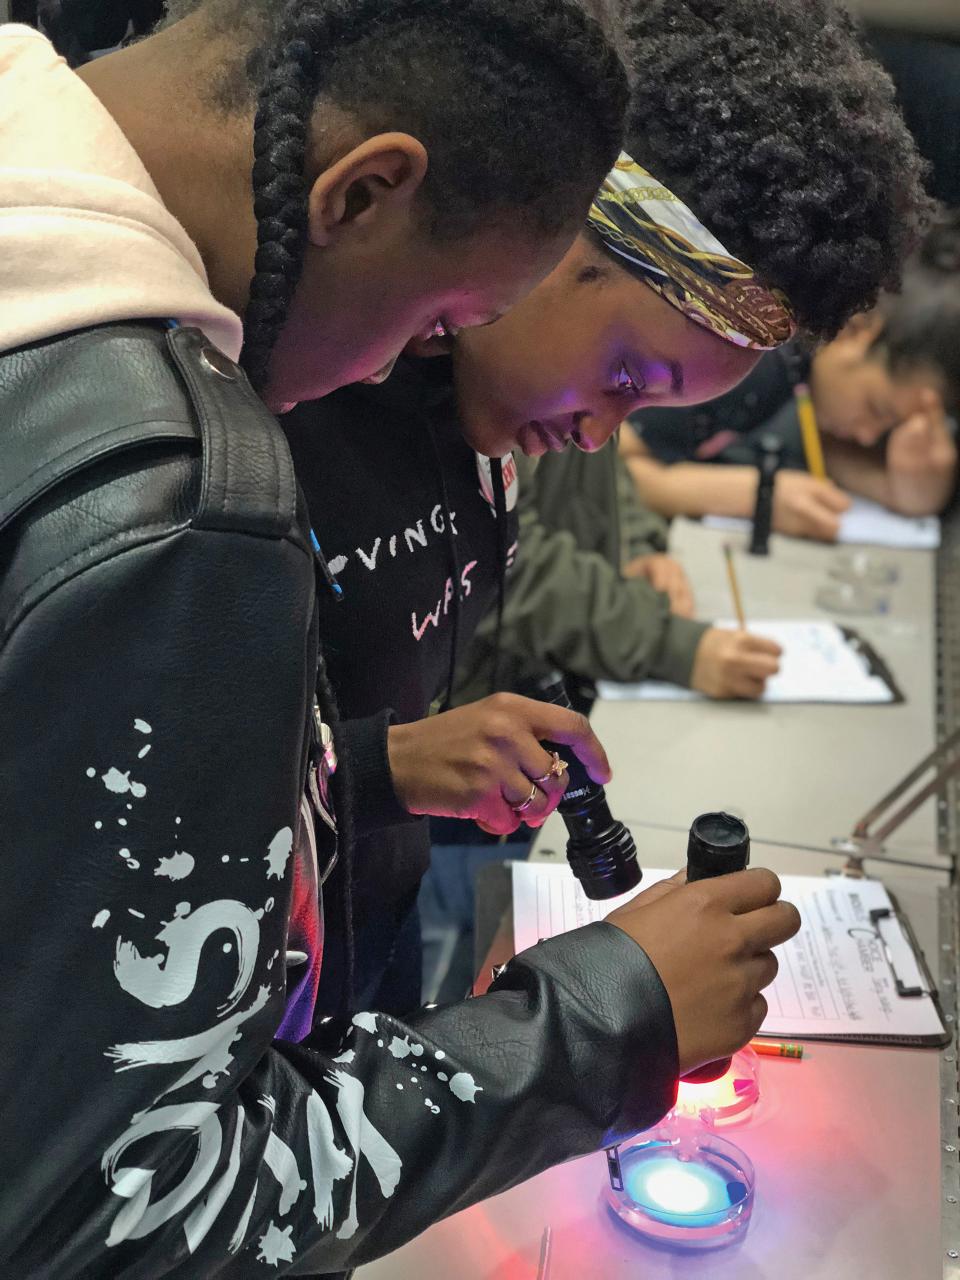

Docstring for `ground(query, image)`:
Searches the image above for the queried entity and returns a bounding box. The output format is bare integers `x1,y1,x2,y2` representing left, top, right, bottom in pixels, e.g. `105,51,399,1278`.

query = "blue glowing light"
623,1152,747,1229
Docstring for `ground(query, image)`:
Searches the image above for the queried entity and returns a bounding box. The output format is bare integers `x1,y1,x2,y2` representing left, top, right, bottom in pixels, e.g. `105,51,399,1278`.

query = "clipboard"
870,904,936,997
839,626,905,705
510,863,949,1047
597,620,902,705
753,883,948,1048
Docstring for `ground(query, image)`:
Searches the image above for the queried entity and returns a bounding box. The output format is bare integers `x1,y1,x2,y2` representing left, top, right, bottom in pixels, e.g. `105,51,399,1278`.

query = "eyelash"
612,364,644,396
428,318,460,342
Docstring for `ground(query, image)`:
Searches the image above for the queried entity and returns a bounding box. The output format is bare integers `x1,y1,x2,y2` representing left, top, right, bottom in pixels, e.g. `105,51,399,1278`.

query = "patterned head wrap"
587,153,796,351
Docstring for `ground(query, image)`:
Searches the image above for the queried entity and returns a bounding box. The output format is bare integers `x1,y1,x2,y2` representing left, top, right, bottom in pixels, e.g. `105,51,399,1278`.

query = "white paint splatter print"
101,1101,224,1248
106,983,271,1095
228,1181,258,1256
352,1011,377,1034
154,851,195,881
134,719,152,734
305,1090,353,1230
388,1036,412,1060
92,909,111,929
449,1072,483,1103
101,767,147,800
183,1104,245,1255
112,899,260,1014
326,1069,402,1241
263,1130,307,1215
138,744,152,759
264,827,293,880
256,1221,296,1267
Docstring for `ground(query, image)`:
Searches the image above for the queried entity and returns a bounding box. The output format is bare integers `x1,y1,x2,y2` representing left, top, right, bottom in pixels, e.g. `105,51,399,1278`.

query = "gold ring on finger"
533,751,568,785
511,782,540,814
549,751,569,778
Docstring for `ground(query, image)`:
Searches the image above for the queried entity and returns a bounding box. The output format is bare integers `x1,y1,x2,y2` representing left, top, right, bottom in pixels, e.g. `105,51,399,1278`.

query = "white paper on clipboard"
597,621,896,705
704,497,940,550
510,862,945,1043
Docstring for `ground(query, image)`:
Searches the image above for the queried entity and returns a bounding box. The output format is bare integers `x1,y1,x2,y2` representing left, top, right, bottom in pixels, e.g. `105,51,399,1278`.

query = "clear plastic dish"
606,1130,756,1251
829,551,899,587
815,580,889,616
673,1046,760,1126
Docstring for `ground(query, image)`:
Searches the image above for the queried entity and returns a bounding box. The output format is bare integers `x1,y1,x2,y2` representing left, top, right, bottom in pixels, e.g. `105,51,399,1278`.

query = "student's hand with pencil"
772,470,850,541
607,868,801,1074
689,627,781,699
623,553,695,617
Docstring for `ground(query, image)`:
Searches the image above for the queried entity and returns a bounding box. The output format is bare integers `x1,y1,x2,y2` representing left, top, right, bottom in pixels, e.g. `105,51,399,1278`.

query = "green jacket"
453,441,709,703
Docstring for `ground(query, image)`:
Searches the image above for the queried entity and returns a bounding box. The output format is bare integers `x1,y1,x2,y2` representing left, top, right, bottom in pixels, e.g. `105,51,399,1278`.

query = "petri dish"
674,1046,760,1126
815,580,889,616
605,1130,755,1251
829,551,899,587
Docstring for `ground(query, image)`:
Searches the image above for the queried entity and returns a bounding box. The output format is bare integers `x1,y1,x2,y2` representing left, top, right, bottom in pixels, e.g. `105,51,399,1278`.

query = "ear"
305,133,429,248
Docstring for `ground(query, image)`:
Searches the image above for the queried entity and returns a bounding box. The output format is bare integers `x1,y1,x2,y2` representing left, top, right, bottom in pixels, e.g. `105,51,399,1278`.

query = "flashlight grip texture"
683,812,751,1083
529,677,641,901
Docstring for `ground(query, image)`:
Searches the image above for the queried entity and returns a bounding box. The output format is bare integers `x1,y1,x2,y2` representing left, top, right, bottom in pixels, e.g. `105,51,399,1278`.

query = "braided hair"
160,0,627,390
159,0,626,1010
622,0,935,339
228,0,626,392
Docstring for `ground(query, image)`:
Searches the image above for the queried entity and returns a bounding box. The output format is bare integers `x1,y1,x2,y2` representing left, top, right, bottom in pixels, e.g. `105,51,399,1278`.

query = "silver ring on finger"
511,782,540,814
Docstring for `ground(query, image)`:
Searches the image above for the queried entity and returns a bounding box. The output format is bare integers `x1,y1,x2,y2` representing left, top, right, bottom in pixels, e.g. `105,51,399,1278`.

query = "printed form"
597,621,895,704
511,862,944,1042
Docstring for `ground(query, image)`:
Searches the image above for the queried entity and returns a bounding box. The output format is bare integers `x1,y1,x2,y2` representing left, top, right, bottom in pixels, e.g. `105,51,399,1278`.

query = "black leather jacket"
0,322,678,1278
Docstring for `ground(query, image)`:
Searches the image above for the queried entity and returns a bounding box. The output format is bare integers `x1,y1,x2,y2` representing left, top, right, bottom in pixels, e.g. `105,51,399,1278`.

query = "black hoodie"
282,357,518,1013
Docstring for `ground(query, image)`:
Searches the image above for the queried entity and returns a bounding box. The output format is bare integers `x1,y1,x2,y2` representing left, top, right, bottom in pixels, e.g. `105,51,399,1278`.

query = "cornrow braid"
189,0,625,1012
238,0,627,394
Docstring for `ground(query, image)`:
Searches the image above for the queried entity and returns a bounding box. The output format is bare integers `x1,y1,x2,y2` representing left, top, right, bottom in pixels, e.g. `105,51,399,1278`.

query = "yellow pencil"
794,382,827,479
750,1039,804,1059
723,543,747,630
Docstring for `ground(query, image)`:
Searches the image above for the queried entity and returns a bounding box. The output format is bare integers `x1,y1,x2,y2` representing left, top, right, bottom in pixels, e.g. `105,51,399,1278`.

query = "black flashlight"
682,811,751,1083
525,675,641,901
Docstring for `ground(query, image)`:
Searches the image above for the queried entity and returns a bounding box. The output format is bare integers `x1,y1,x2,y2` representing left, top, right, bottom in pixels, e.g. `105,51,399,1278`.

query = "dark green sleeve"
616,448,670,560
460,456,708,689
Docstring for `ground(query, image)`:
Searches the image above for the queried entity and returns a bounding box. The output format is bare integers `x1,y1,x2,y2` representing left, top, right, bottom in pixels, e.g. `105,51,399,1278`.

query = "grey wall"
851,0,960,36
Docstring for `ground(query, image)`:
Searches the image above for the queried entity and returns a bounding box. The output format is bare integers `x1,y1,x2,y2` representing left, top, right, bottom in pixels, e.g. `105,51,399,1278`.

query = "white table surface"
593,520,945,869
358,520,949,1280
